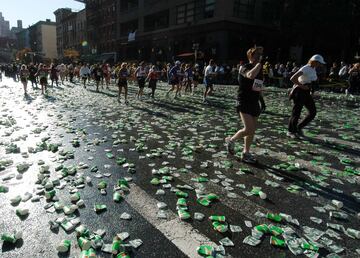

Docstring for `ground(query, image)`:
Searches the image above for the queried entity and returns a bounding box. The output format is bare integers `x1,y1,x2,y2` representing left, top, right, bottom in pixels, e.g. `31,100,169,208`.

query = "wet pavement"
0,76,359,258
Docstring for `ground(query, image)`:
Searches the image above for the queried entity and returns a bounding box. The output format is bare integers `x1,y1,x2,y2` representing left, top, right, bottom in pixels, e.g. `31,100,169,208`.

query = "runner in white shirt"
288,54,326,138
203,59,217,103
80,64,91,88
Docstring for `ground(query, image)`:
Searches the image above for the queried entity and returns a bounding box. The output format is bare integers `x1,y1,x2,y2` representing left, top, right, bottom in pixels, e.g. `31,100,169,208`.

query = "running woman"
92,64,102,92
28,63,38,89
58,64,67,84
176,63,186,98
135,61,147,99
203,59,217,103
225,46,266,164
50,63,59,87
74,65,80,83
192,64,201,94
166,61,181,98
116,62,130,104
80,63,91,88
103,63,111,89
36,64,49,95
146,65,158,99
68,64,74,83
288,54,326,137
184,64,194,94
19,64,29,95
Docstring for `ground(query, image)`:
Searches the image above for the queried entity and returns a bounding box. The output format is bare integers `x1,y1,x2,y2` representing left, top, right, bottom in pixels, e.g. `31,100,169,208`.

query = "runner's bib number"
252,79,264,92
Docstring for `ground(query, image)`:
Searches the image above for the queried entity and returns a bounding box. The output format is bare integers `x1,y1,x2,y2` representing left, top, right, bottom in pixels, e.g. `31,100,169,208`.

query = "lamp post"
192,43,200,65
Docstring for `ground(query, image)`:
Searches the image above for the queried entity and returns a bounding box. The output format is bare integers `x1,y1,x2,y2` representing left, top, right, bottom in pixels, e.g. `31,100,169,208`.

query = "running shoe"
242,152,257,164
225,137,235,155
286,132,298,139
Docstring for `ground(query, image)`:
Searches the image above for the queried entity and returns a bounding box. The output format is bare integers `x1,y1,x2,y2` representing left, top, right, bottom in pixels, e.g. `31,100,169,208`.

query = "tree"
16,48,32,62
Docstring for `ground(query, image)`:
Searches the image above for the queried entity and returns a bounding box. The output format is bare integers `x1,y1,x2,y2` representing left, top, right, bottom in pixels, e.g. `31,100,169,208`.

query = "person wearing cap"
288,54,326,137
225,46,266,164
166,61,181,98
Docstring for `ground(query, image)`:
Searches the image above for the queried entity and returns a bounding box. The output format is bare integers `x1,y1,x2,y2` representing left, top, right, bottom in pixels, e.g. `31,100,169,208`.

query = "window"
144,0,165,7
120,0,138,12
144,10,169,32
176,0,215,25
262,1,280,24
176,2,195,24
203,0,215,18
195,0,216,20
234,0,256,19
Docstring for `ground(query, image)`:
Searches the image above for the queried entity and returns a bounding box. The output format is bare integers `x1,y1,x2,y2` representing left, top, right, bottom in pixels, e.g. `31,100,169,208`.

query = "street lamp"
192,43,199,64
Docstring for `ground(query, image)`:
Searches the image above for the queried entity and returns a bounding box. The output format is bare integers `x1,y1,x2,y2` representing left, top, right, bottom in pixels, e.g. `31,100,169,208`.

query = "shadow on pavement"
1,239,24,252
88,89,117,98
303,136,360,156
254,161,360,213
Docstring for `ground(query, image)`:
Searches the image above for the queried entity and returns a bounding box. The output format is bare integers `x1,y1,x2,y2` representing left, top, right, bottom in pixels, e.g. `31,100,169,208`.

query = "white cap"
310,54,326,64
175,61,181,65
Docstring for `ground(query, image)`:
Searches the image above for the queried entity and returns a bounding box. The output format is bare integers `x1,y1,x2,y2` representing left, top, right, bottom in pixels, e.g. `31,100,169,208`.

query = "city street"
0,77,360,258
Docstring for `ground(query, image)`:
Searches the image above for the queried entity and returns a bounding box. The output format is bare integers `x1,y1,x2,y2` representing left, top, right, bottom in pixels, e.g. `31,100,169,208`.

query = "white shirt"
136,67,147,77
205,65,214,77
298,64,317,84
338,65,348,76
80,66,91,76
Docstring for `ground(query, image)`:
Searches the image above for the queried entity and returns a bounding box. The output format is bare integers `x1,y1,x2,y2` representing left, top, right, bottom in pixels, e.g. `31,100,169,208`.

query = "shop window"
234,0,256,19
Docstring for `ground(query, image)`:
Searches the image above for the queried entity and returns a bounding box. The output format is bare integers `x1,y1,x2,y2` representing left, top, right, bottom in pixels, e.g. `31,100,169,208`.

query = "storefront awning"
177,52,194,57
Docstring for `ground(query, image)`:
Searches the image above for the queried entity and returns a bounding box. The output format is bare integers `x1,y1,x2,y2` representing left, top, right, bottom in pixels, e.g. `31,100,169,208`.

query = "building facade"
28,20,57,61
78,0,282,63
79,0,116,61
15,29,30,50
10,20,23,40
0,12,10,38
78,0,360,64
54,8,87,60
116,0,283,63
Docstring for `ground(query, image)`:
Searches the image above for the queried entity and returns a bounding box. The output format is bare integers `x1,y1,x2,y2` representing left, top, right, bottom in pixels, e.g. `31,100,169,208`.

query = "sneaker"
242,152,257,164
225,137,235,155
287,132,298,139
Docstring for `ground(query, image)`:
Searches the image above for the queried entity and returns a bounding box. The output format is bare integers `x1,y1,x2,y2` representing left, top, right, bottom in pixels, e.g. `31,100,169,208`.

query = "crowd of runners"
0,48,359,164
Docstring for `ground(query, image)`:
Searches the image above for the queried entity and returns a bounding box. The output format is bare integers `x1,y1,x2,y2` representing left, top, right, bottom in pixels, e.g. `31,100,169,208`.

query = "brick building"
54,8,87,60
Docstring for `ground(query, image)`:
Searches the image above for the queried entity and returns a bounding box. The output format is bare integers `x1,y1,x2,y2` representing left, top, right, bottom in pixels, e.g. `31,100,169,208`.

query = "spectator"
346,63,360,95
338,61,349,80
329,62,339,81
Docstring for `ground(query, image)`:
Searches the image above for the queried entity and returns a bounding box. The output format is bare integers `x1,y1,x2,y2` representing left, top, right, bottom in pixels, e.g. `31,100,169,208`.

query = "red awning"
177,52,194,57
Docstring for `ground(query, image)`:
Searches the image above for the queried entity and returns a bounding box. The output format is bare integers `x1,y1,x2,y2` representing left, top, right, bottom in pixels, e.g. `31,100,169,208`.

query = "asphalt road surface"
0,76,359,258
